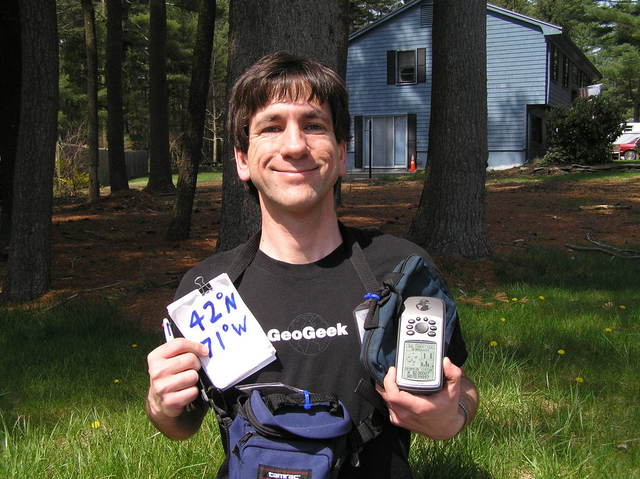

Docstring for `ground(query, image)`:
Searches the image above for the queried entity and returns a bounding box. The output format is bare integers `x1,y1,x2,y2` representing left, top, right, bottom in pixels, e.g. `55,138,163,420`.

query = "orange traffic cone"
409,154,417,173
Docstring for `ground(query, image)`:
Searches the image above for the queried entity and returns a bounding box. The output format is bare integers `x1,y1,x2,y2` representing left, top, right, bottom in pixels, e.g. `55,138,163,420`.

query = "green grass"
128,171,222,188
487,169,640,187
1,249,639,478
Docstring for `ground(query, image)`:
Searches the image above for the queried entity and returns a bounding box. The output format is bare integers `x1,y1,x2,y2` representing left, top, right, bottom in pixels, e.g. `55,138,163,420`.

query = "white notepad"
167,273,276,390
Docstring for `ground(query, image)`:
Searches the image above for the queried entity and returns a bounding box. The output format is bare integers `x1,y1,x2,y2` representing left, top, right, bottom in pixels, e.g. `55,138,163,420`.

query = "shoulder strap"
226,231,262,285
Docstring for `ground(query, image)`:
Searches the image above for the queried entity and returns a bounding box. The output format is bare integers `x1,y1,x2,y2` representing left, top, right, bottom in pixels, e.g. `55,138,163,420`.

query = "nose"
279,122,308,159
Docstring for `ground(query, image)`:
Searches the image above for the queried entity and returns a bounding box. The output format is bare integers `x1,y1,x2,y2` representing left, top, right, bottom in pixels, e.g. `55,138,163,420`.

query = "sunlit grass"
1,248,639,478
128,171,222,188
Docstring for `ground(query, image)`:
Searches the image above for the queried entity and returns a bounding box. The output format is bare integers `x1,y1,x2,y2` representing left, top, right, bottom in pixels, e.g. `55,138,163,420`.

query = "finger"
161,369,201,394
150,338,209,361
158,386,201,417
442,357,462,383
148,351,202,381
382,366,400,395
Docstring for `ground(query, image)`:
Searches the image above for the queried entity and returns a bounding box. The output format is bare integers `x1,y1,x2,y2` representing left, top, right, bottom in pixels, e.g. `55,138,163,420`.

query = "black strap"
339,223,381,294
226,231,262,285
265,392,340,414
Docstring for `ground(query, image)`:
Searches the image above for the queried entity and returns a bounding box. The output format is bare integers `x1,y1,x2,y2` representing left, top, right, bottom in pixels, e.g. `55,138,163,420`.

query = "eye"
260,125,282,134
304,122,327,132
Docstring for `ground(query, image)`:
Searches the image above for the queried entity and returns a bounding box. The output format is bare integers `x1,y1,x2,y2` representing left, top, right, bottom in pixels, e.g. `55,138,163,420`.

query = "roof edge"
349,1,564,42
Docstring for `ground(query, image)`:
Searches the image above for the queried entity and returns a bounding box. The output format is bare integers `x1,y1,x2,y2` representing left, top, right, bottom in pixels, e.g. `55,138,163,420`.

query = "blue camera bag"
228,387,352,479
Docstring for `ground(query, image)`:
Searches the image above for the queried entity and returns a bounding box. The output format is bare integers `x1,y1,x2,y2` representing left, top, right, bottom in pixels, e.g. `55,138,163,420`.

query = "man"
146,51,479,478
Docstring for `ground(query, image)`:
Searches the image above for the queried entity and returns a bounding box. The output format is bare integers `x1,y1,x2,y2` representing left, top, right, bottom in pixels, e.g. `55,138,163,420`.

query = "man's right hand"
146,338,209,419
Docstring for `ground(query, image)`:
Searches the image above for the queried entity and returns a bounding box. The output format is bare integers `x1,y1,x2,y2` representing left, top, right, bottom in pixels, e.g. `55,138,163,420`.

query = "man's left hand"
376,357,467,440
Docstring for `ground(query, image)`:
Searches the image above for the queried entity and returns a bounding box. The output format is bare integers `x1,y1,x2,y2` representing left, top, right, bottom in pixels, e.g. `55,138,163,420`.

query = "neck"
258,201,343,264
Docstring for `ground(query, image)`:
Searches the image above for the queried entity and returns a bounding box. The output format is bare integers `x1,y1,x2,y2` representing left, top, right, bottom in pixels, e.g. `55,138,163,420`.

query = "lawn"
1,247,638,478
1,169,639,478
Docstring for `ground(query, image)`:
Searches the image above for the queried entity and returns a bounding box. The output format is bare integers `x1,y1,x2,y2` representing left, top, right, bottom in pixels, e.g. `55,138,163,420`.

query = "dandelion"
619,305,626,310
500,317,507,322
557,349,566,355
511,297,518,302
575,377,584,383
538,296,545,300
113,379,120,384
489,340,498,347
91,421,101,429
131,344,138,349
604,328,613,333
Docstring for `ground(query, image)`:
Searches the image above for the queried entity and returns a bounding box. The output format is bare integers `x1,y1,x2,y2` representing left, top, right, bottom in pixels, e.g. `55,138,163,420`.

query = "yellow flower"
91,421,101,429
604,328,613,333
557,349,566,355
575,377,584,383
619,305,626,310
489,340,498,347
500,317,507,322
113,379,120,384
538,295,545,300
131,344,138,349
511,297,518,302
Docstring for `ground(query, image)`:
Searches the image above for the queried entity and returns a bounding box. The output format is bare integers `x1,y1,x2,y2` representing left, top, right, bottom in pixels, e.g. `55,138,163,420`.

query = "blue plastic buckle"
303,390,311,410
363,292,381,301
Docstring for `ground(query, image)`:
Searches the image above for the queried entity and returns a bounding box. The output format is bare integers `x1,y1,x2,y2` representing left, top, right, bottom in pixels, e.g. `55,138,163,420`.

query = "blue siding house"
346,1,600,171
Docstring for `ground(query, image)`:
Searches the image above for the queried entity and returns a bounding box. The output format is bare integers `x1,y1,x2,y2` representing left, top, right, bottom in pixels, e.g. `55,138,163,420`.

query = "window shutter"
407,113,416,168
417,48,426,83
387,50,396,85
354,116,363,169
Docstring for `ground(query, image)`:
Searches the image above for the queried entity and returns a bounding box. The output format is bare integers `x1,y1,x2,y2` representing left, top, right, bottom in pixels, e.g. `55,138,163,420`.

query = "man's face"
234,99,346,216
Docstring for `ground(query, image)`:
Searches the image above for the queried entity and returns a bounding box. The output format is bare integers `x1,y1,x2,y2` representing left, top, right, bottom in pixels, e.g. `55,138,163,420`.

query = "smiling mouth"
274,166,320,174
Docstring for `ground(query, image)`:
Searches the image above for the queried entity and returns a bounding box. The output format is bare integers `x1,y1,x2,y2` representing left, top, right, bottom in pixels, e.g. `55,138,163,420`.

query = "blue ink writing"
201,337,212,358
216,331,226,350
232,315,248,336
225,293,237,314
191,310,205,331
203,300,222,324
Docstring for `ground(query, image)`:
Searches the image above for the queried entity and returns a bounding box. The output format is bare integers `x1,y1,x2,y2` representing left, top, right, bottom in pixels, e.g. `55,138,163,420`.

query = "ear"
337,140,347,176
234,147,251,182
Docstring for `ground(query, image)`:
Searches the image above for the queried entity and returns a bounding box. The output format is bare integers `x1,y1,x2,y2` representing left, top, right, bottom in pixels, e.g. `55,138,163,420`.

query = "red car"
612,133,639,160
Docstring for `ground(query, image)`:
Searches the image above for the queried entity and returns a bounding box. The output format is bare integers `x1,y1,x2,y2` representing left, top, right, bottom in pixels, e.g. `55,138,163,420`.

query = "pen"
162,318,174,342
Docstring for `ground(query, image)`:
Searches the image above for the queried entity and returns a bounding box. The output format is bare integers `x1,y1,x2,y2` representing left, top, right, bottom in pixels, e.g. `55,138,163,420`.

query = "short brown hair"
228,51,350,153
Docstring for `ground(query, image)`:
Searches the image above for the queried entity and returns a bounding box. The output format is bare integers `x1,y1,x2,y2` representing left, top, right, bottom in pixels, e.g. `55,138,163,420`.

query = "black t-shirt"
174,226,468,479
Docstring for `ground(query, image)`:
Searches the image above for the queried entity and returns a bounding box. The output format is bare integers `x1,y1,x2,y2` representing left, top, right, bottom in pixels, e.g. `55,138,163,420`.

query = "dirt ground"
2,167,638,329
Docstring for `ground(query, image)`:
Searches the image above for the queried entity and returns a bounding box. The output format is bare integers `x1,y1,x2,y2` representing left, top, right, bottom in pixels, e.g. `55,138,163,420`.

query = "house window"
387,49,426,85
398,50,416,83
562,54,570,88
550,45,559,82
354,114,416,169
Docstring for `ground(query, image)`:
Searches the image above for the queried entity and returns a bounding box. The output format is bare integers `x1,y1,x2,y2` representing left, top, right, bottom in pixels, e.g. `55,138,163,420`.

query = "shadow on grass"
410,441,492,479
0,300,159,426
493,246,640,291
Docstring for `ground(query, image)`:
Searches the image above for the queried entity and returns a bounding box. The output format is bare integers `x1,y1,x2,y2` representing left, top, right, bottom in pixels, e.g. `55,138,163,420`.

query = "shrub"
544,95,625,165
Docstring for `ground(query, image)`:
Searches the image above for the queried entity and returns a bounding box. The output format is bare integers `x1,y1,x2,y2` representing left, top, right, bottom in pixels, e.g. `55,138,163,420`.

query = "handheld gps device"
395,296,445,394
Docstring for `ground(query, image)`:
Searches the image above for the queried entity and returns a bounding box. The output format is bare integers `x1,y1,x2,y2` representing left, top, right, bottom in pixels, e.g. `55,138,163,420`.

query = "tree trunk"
407,0,490,258
216,0,350,251
83,0,100,203
105,0,129,192
147,0,175,193
3,0,58,301
166,0,216,241
0,0,21,247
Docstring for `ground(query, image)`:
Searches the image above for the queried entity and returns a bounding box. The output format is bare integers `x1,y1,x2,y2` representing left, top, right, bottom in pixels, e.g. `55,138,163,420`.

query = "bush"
544,95,625,165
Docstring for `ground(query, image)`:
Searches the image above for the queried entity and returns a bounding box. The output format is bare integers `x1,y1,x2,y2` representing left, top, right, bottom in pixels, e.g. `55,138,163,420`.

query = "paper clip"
194,276,212,295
